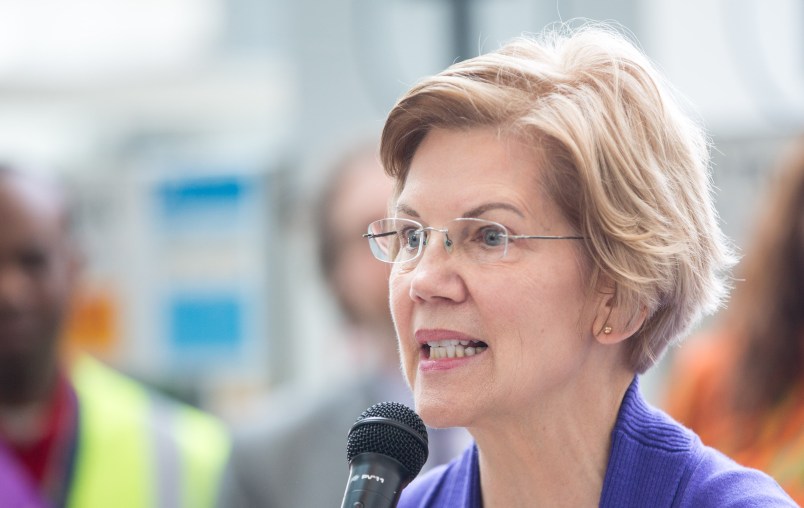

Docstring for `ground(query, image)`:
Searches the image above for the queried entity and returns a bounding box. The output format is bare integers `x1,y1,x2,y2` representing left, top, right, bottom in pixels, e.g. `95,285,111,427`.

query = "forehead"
333,156,393,220
0,174,66,242
397,128,547,216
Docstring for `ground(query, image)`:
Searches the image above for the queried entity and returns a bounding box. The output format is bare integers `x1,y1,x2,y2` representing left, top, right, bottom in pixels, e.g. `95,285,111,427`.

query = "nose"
408,230,466,304
420,227,453,256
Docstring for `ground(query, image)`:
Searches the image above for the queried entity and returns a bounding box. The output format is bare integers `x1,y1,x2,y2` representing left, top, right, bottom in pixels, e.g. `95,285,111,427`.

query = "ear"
591,278,647,345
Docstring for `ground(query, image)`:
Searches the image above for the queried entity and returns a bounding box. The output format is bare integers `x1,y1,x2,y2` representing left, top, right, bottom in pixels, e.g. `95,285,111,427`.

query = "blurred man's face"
0,175,77,376
330,158,394,333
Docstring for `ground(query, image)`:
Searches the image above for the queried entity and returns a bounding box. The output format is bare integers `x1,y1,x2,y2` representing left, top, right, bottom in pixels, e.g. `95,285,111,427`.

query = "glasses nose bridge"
418,225,454,256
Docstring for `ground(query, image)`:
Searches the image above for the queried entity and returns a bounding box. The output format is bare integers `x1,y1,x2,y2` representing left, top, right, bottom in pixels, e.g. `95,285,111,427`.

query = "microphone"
341,401,429,508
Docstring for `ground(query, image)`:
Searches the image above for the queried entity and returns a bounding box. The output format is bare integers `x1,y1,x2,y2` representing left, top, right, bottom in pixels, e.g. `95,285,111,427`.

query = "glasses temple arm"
363,231,398,239
507,234,587,240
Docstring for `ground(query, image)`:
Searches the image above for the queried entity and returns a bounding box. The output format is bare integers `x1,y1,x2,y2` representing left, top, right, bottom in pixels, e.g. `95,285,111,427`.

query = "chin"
414,392,471,429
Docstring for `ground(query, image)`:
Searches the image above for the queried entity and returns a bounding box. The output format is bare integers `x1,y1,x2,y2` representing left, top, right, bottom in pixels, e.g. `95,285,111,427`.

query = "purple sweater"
398,378,795,507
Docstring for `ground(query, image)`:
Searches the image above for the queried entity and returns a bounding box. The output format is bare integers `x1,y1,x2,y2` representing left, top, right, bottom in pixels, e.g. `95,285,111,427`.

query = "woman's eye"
401,228,421,249
480,227,505,247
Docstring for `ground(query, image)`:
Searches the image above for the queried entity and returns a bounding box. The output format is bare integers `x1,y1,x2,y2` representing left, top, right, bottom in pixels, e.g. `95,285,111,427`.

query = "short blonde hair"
380,24,735,373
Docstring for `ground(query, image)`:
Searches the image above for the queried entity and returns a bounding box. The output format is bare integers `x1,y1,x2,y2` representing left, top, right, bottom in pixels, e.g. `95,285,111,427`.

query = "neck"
0,350,59,407
0,358,60,446
471,367,633,508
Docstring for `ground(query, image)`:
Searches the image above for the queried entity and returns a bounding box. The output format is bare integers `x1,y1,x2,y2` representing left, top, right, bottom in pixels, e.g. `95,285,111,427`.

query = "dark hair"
728,138,804,412
314,140,379,285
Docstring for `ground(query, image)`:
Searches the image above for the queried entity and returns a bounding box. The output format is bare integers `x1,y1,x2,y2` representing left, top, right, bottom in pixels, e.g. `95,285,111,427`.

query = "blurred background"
1,0,801,423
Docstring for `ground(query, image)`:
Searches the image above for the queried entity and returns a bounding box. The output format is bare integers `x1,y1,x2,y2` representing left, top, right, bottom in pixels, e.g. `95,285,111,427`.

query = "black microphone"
341,401,429,508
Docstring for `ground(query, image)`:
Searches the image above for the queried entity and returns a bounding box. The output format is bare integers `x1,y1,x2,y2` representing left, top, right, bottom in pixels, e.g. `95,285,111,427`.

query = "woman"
363,25,795,506
665,138,804,504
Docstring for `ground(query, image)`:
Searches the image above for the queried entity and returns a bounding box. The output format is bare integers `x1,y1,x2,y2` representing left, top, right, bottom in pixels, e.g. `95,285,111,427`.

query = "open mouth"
424,339,488,359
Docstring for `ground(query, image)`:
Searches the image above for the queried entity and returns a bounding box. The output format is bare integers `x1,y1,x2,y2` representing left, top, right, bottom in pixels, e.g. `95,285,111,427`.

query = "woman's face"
390,127,603,429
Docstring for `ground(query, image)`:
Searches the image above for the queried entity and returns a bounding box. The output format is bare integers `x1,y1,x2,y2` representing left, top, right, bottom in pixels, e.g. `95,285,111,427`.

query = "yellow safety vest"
66,355,230,508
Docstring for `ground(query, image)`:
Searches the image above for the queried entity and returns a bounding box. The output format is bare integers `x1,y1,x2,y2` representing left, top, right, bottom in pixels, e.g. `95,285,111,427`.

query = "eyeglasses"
363,217,586,264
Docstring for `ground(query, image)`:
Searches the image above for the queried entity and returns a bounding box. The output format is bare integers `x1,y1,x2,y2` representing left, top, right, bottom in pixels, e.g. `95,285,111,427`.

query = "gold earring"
603,326,612,335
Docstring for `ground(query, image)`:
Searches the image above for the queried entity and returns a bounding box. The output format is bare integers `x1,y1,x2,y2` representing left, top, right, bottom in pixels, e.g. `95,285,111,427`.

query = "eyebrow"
394,202,525,219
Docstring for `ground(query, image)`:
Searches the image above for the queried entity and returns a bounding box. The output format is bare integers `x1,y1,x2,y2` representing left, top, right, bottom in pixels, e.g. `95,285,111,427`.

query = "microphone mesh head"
346,402,429,478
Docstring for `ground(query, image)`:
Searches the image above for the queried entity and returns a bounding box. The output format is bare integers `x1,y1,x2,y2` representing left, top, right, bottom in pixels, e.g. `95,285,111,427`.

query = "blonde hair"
380,24,735,373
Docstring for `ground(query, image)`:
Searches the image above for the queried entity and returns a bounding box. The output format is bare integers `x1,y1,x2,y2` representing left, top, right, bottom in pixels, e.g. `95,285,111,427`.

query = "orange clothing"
665,331,804,504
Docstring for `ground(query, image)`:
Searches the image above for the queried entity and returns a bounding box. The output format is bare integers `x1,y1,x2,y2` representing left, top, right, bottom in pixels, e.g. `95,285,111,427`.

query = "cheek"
472,264,539,311
40,284,70,321
42,265,78,318
334,253,388,301
26,273,64,311
475,263,588,341
388,273,409,332
389,274,417,355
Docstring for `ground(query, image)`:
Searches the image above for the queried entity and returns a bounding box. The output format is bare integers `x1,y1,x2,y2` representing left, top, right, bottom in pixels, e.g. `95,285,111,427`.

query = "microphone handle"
341,453,410,508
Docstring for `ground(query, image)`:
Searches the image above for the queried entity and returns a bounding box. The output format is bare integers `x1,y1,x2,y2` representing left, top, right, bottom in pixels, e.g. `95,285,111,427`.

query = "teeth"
426,340,453,347
426,342,487,359
426,339,480,348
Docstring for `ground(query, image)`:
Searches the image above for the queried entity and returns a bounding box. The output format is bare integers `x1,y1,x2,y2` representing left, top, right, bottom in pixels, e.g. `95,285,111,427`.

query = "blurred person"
664,138,804,503
0,165,230,508
362,24,795,506
216,142,469,508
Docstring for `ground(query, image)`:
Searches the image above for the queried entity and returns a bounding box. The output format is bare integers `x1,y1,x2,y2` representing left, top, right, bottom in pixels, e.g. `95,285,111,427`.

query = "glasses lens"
367,218,422,263
451,218,508,262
